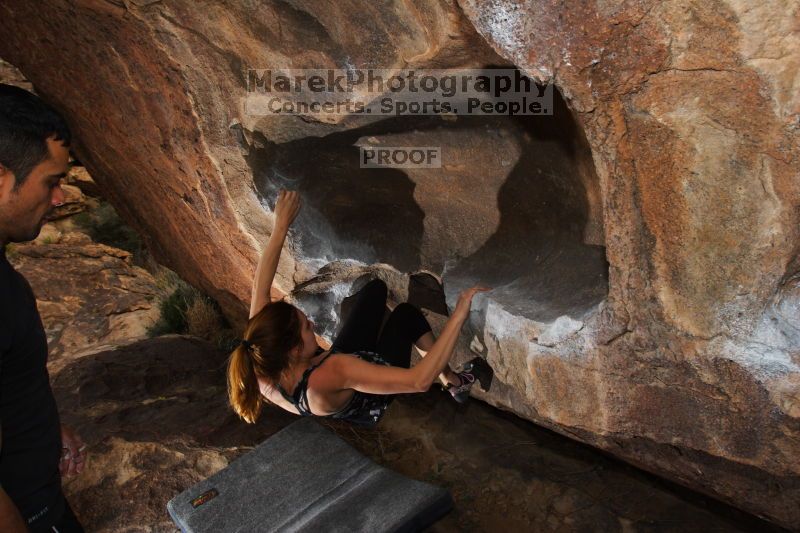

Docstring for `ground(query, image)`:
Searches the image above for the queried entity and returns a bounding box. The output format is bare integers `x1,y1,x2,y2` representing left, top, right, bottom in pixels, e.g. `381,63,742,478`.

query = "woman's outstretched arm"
250,190,301,319
324,286,491,395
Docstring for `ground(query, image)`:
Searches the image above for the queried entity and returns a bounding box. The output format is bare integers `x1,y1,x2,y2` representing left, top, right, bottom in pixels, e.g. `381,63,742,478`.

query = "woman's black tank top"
276,346,396,426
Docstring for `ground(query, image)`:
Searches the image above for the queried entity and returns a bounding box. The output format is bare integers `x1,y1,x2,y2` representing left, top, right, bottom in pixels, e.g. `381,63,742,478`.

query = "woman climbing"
227,189,491,425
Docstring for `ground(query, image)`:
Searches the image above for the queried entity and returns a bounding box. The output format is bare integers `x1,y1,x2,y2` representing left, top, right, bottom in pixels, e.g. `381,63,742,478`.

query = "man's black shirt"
0,247,63,522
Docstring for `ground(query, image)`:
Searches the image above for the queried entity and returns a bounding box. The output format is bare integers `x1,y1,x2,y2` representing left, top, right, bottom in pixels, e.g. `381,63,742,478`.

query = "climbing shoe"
446,370,476,404
464,356,494,392
446,357,494,403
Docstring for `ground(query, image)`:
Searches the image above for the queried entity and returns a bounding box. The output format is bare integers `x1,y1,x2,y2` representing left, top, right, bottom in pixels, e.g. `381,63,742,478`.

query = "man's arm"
249,190,300,319
0,486,27,533
1,379,27,532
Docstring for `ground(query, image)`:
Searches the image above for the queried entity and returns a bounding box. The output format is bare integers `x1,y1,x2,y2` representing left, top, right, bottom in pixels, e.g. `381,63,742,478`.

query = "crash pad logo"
191,488,219,509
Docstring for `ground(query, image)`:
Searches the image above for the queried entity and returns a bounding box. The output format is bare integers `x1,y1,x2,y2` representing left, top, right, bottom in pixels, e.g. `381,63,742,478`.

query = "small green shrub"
72,211,92,228
148,280,233,347
148,282,196,336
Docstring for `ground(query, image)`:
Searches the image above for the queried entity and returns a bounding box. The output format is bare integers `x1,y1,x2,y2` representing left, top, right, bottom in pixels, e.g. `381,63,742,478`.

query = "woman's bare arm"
250,190,301,319
249,224,288,319
323,286,490,395
330,311,466,394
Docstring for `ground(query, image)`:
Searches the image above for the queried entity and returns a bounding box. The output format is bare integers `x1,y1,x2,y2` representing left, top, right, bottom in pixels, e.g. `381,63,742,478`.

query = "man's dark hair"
0,83,71,187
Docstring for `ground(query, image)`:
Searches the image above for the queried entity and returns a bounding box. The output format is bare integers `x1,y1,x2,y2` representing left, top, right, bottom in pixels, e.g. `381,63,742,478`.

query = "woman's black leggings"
330,279,433,368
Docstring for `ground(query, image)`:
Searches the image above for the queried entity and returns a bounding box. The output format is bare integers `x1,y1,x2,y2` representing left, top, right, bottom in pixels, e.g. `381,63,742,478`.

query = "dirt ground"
319,394,782,532
52,337,781,532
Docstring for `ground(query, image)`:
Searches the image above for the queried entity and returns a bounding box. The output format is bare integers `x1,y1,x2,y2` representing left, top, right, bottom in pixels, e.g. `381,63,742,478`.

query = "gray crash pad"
167,418,453,532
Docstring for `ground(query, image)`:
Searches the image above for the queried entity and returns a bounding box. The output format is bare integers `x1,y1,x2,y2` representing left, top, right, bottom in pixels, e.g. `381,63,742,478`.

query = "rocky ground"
50,336,779,533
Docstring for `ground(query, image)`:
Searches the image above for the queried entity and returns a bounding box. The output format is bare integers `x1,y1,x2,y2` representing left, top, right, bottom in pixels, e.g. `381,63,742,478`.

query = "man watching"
0,83,86,532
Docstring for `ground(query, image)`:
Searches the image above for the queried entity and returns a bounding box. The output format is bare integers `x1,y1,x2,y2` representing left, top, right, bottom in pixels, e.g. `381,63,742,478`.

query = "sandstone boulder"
9,242,162,368
1,0,797,526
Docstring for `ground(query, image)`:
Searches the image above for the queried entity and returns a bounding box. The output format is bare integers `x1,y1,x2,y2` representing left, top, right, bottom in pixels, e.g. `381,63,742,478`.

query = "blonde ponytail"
227,344,263,424
226,300,303,423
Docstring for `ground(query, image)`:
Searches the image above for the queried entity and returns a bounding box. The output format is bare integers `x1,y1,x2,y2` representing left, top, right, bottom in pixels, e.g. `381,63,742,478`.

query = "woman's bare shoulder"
259,382,300,415
312,352,352,380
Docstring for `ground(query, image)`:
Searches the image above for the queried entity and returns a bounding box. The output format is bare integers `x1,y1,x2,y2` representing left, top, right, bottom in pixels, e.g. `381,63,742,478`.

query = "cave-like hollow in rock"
248,78,608,331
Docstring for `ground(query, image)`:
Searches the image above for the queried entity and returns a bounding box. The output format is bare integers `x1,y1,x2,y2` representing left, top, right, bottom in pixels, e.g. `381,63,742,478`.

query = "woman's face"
296,309,318,356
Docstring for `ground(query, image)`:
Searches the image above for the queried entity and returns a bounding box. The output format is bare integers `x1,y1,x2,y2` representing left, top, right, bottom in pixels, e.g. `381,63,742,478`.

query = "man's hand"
273,189,301,233
59,425,86,477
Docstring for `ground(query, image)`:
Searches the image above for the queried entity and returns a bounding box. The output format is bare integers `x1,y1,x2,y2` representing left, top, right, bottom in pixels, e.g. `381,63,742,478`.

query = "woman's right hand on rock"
454,285,492,320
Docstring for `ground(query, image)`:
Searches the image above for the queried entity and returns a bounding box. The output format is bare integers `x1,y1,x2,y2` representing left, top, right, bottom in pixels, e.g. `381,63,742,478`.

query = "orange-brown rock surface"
1,0,797,527
9,242,161,368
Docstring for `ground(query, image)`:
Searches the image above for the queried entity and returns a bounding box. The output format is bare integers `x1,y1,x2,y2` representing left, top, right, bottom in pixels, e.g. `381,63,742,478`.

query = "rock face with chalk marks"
1,0,798,527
